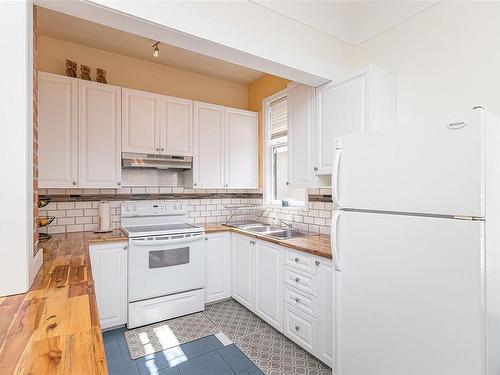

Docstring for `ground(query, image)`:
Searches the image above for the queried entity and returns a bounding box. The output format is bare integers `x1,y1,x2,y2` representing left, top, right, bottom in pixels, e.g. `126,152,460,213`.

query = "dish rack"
224,204,268,226
38,198,54,242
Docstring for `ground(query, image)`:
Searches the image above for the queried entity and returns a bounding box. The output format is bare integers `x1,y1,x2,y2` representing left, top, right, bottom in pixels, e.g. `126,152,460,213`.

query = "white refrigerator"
332,108,500,374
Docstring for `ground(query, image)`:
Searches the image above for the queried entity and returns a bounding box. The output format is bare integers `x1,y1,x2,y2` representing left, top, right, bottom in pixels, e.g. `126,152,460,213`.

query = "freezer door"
335,109,484,217
334,210,484,375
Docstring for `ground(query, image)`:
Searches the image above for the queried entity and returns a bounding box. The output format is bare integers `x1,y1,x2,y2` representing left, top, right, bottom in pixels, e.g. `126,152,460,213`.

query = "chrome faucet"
275,217,293,229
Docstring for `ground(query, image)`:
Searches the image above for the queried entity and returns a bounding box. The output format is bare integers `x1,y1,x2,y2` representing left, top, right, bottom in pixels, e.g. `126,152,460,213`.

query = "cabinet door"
193,102,225,188
231,234,254,309
287,83,317,187
316,259,333,367
79,81,122,188
160,96,193,156
89,242,128,330
205,233,232,304
224,108,258,189
254,241,282,330
122,88,159,154
316,72,367,174
38,72,78,188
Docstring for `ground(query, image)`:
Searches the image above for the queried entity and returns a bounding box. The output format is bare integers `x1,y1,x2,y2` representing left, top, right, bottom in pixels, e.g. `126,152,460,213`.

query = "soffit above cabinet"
37,7,265,84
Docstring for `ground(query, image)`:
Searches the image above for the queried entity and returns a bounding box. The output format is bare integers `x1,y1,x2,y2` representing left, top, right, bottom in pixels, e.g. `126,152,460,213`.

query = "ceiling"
253,0,440,46
37,7,266,85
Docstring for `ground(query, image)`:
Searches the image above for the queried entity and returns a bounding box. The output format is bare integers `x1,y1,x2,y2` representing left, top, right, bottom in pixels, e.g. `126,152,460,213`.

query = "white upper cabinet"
79,80,122,188
193,102,225,188
39,72,78,188
224,108,258,189
315,65,396,174
122,89,193,156
287,83,317,188
122,88,159,154
160,96,193,156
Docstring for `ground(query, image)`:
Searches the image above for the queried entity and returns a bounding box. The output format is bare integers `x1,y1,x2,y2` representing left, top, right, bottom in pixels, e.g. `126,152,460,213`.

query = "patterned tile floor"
103,299,331,375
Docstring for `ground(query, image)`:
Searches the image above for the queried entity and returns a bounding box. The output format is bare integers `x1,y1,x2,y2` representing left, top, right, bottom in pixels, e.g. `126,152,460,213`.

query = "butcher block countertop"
202,224,332,259
0,230,126,375
0,225,330,374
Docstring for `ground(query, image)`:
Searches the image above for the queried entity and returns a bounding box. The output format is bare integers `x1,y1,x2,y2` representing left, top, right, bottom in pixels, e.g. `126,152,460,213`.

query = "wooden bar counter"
0,230,126,375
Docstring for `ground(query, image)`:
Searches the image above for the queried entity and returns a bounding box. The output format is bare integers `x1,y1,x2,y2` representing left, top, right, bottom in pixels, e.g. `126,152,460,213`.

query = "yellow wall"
38,36,248,109
247,75,290,186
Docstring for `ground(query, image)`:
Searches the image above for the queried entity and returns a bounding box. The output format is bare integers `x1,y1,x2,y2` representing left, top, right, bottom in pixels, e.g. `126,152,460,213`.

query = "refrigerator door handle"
332,145,342,208
331,210,341,272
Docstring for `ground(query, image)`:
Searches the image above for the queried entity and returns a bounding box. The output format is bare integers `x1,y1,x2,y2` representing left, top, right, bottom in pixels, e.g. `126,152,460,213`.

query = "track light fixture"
153,42,160,58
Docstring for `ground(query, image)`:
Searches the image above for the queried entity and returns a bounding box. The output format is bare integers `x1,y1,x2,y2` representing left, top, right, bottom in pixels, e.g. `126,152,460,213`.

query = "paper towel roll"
96,201,112,233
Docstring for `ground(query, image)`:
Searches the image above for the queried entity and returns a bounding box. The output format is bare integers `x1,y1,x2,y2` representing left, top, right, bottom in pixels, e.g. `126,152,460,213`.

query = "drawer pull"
295,325,300,331
295,257,300,263
295,277,300,283
315,260,320,266
295,297,300,303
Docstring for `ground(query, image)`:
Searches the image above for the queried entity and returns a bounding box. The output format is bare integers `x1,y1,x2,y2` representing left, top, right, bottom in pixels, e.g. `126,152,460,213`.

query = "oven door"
128,232,205,302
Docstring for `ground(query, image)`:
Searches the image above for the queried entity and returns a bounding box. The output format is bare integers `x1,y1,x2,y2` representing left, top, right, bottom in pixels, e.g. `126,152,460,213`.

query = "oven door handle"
131,234,205,246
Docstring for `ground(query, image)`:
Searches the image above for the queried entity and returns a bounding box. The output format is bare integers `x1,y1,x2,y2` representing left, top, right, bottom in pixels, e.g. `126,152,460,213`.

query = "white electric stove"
121,201,205,329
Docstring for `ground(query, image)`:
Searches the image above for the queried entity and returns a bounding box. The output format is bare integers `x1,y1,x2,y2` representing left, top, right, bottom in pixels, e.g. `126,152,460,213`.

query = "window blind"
270,98,287,139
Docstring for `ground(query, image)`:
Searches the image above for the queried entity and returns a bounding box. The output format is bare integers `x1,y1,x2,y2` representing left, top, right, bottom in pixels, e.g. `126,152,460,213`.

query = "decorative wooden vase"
96,68,107,84
66,59,77,78
81,65,92,81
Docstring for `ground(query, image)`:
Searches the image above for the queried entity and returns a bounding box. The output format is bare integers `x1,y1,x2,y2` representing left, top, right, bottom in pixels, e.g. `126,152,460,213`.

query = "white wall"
353,1,500,123
36,0,352,86
0,1,37,296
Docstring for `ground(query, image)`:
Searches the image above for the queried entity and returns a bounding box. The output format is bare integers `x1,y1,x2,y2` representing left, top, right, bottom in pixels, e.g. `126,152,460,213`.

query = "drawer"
284,303,317,353
285,249,316,274
283,284,318,317
284,266,318,296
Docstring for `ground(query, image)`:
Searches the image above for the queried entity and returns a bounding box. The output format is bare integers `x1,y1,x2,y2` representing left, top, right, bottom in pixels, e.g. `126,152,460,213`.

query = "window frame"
263,89,307,209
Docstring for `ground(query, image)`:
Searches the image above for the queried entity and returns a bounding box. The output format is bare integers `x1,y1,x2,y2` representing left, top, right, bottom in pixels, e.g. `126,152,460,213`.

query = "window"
264,93,306,207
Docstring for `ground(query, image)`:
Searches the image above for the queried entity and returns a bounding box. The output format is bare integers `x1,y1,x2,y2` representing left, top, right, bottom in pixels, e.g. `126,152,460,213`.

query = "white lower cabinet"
231,234,255,309
205,232,232,304
317,259,334,366
284,303,317,353
89,241,128,330
254,241,283,330
210,232,332,367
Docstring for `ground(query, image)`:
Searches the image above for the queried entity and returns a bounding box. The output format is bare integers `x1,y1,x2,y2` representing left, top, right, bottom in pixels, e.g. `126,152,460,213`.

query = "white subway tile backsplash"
76,216,93,224
75,202,92,209
66,209,84,217
58,202,75,210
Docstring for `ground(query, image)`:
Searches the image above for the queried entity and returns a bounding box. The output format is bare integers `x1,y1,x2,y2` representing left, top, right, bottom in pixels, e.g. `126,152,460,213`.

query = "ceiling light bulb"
153,42,159,58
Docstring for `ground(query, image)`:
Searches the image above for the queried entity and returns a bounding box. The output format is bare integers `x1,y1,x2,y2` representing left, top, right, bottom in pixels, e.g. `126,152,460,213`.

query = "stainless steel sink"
264,230,306,239
232,222,306,239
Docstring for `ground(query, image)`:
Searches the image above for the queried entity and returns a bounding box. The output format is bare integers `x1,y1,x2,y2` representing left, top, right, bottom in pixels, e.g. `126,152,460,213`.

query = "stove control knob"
179,204,183,210
173,204,177,209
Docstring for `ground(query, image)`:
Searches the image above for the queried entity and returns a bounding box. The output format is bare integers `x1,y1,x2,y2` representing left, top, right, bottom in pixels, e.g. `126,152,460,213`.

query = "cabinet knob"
295,325,300,331
155,147,160,152
314,166,318,171
72,181,77,185
117,182,121,186
194,183,198,187
315,260,320,266
294,257,299,263
123,245,128,250
295,297,300,303
295,277,300,283
161,148,164,152
286,181,290,186
250,240,256,245
225,184,229,187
